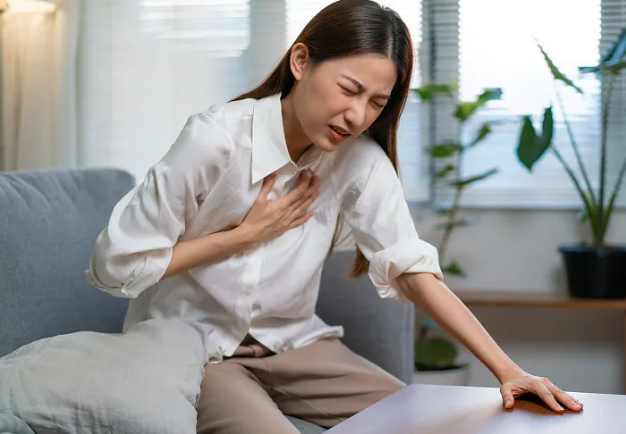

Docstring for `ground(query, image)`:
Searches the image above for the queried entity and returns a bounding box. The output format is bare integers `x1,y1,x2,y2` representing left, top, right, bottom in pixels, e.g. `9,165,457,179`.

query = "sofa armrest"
317,251,415,384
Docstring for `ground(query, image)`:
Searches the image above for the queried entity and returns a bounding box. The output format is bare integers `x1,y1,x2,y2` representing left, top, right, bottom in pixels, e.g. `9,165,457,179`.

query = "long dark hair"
232,0,414,278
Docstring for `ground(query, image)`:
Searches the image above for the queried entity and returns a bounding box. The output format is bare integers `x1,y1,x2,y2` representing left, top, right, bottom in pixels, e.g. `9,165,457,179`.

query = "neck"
280,93,313,163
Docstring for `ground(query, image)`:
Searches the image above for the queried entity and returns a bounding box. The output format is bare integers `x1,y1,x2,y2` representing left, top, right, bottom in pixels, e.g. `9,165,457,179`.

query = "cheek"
363,111,382,131
300,87,331,131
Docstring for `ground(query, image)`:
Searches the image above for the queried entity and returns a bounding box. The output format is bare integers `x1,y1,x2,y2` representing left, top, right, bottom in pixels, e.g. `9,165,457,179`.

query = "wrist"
230,224,259,251
495,363,526,384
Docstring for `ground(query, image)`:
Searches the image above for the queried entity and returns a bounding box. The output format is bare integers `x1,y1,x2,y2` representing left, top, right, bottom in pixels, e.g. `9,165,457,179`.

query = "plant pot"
559,243,626,299
412,364,470,386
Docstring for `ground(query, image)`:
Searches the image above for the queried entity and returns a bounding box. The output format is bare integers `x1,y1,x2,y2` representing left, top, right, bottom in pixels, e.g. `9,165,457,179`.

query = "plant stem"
554,82,596,204
439,172,464,265
613,156,626,201
550,144,599,241
438,130,465,265
602,155,626,243
599,73,616,241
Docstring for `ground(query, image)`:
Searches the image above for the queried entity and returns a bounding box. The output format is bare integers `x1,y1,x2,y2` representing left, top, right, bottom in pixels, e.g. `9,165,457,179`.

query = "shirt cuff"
368,238,443,301
85,248,173,299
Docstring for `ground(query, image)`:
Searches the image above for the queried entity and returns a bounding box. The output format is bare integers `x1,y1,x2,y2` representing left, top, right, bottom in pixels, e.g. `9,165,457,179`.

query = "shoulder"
163,111,232,169
168,98,256,165
329,133,395,193
204,98,255,148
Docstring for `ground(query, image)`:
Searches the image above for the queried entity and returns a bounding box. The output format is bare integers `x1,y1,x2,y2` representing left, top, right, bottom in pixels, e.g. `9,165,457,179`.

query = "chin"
315,134,345,152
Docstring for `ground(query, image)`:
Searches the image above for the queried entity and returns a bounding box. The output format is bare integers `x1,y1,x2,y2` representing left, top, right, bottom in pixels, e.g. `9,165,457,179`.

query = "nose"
344,98,367,130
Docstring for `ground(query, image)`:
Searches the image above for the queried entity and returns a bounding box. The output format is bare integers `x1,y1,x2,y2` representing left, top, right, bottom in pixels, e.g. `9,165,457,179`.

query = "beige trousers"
196,337,405,434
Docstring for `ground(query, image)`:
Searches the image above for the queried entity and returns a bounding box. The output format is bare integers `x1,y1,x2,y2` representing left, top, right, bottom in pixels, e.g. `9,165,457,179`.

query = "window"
79,1,253,181
80,0,428,202
423,0,626,208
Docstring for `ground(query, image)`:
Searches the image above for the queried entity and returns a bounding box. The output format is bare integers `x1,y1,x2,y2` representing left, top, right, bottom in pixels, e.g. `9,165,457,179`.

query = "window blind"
422,0,626,209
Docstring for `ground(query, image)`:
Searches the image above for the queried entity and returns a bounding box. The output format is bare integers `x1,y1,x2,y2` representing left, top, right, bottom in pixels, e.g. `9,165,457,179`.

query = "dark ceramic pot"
559,244,626,299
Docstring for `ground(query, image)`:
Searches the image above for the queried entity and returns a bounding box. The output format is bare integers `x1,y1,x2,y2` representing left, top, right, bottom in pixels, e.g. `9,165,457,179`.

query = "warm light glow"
7,0,56,14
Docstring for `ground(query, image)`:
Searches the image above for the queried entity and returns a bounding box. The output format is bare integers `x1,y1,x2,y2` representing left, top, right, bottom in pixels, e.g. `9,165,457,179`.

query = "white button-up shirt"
86,93,443,363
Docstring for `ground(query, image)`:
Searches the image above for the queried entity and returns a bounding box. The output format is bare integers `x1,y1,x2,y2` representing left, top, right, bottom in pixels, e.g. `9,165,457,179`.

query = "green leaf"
578,209,588,223
431,142,463,158
536,41,583,94
541,105,554,144
479,88,503,103
516,108,554,171
436,164,455,179
580,28,626,76
442,261,465,277
469,123,492,147
414,84,454,101
454,88,502,122
578,191,602,245
450,168,498,187
603,60,626,74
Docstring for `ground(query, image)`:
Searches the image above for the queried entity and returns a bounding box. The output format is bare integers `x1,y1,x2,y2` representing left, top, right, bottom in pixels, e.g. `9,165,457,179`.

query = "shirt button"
245,289,252,296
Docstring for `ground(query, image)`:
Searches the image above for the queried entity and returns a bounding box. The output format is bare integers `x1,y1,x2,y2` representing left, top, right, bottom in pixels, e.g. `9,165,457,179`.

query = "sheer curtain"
78,0,428,202
79,0,253,181
0,0,80,171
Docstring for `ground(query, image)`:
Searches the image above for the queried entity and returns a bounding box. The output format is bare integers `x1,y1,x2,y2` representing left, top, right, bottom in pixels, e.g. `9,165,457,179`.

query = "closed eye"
340,85,358,95
340,84,385,109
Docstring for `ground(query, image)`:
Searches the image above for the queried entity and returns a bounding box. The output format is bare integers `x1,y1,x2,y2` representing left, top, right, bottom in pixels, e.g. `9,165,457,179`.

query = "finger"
282,171,312,206
500,385,515,409
307,173,320,191
286,173,316,210
535,382,564,413
289,211,314,229
546,383,583,412
259,173,277,199
291,188,320,219
296,175,320,208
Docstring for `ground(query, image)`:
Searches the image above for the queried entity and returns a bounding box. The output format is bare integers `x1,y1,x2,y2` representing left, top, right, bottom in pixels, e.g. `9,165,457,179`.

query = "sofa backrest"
0,168,135,357
0,168,414,383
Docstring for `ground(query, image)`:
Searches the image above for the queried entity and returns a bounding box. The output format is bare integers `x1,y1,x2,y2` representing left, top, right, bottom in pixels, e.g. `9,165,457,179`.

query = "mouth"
328,125,352,143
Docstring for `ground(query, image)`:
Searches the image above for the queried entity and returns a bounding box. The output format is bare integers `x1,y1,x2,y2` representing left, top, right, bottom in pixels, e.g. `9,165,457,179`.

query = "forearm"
162,226,256,279
396,273,524,384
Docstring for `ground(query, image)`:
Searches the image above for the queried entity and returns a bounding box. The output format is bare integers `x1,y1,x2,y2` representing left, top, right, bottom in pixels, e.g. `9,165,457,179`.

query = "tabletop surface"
327,384,626,434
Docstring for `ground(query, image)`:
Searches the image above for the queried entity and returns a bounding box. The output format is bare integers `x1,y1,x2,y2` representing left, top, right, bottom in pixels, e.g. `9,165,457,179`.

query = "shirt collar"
251,93,322,185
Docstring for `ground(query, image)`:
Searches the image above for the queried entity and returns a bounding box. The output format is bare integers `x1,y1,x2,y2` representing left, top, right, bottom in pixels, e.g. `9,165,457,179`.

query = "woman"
87,1,583,433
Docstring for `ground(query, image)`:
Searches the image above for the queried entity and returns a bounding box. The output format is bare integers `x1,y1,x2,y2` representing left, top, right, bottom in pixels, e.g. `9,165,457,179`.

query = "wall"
412,208,626,395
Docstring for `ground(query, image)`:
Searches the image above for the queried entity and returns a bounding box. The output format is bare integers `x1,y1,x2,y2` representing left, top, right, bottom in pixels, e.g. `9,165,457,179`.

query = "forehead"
318,53,397,92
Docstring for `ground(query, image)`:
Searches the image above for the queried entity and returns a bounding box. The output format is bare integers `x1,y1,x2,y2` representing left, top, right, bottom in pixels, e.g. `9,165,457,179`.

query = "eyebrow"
341,74,391,100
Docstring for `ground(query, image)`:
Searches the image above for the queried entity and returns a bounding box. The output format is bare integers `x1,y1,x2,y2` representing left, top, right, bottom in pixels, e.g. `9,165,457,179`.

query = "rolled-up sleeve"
342,155,443,301
86,113,231,298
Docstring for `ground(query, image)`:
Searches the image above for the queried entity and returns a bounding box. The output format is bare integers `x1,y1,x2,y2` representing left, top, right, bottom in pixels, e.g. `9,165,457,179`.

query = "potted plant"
515,31,626,299
412,318,470,386
414,83,502,277
410,84,502,385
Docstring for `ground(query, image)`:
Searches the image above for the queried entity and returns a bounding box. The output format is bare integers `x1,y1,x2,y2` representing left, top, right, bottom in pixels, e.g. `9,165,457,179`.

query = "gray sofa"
0,168,415,434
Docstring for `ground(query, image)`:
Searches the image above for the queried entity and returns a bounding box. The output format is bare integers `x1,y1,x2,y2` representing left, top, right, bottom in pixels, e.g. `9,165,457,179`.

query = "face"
288,45,397,152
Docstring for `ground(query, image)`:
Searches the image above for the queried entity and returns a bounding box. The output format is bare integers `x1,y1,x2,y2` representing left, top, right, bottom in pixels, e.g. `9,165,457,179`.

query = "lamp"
0,0,57,170
2,0,56,14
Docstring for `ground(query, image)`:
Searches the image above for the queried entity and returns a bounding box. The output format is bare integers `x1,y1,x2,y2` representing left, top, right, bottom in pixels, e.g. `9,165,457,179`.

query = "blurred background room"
1,0,625,395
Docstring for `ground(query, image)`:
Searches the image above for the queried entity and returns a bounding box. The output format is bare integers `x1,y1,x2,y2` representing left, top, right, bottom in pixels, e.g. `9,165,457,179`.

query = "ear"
289,43,310,81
